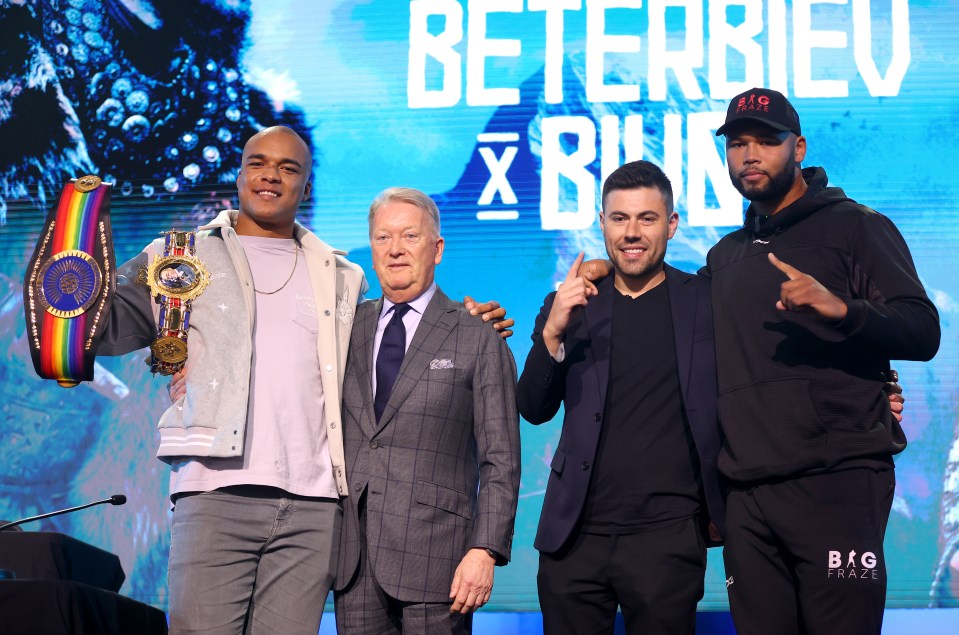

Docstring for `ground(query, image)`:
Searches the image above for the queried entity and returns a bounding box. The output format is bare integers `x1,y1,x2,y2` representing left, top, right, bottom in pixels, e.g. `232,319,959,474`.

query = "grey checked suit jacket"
334,287,521,603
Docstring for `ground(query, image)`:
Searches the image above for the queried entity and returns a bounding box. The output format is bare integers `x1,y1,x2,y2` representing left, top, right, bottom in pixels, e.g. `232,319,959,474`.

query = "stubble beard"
609,244,665,286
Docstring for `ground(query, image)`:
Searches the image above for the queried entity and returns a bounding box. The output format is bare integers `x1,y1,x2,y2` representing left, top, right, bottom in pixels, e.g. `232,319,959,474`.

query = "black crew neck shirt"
580,282,702,534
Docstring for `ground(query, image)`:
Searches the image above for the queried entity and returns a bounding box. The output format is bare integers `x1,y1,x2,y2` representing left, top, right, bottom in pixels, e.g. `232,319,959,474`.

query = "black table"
0,532,165,634
0,579,167,634
0,532,124,592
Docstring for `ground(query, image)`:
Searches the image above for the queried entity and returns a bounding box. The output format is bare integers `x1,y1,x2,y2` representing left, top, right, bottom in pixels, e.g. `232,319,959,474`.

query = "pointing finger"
768,252,802,280
565,252,585,282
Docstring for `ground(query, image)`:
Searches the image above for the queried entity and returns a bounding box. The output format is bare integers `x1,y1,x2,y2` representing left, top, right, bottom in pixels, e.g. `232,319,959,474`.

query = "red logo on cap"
736,92,769,113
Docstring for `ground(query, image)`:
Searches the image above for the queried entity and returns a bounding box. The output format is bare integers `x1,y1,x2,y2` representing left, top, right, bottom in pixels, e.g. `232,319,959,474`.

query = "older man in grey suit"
333,187,521,634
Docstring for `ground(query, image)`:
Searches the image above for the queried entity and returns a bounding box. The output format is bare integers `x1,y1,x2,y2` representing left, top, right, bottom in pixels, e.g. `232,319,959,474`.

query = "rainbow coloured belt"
24,175,116,387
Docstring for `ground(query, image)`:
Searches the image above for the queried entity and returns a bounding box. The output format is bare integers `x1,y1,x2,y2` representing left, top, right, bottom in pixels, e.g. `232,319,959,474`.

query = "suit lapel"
665,265,696,403
352,298,381,436
375,288,457,433
584,276,615,409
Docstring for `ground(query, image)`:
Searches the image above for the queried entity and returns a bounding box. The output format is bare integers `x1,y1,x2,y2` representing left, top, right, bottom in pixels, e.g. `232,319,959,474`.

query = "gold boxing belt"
142,230,210,375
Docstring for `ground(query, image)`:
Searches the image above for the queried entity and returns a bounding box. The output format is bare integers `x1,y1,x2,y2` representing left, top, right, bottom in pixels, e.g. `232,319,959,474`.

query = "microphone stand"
0,495,127,532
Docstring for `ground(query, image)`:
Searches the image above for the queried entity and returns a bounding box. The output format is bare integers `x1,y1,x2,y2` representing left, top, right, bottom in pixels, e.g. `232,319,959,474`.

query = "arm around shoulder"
837,212,940,361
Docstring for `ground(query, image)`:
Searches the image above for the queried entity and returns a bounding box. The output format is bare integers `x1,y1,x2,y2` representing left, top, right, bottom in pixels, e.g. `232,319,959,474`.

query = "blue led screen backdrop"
1,0,956,610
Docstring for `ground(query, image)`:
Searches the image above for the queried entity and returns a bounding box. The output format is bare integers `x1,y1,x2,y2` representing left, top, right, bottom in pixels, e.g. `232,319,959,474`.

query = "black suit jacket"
516,265,724,554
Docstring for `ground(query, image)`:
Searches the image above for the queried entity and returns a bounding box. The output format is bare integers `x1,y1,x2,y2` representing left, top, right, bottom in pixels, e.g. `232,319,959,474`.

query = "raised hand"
542,252,598,356
769,252,847,321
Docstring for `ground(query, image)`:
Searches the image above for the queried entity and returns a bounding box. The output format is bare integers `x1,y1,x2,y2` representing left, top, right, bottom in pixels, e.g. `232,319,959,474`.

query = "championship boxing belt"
142,230,210,375
24,175,116,387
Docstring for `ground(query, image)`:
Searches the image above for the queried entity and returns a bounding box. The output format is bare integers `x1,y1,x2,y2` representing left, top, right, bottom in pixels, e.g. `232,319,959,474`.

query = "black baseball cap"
715,87,801,137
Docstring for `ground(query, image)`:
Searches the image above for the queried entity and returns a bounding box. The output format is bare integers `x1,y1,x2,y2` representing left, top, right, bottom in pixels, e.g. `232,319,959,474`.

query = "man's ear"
667,211,679,239
434,236,445,265
794,135,807,164
303,181,313,201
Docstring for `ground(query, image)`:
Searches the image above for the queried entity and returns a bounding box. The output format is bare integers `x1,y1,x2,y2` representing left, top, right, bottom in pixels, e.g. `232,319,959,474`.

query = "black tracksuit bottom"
723,468,895,635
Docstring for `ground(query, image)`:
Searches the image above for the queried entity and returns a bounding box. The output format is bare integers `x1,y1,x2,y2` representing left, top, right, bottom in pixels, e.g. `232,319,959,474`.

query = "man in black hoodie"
704,88,940,634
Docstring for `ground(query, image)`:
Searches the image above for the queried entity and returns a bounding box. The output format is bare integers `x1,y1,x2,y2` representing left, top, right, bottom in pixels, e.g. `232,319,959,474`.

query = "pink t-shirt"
170,235,337,498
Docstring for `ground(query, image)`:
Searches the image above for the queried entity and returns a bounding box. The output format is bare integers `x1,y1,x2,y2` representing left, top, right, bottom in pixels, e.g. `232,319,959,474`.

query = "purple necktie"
374,303,411,422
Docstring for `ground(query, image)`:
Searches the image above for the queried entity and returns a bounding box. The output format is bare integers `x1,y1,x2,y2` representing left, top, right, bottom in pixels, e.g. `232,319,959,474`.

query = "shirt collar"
381,282,436,319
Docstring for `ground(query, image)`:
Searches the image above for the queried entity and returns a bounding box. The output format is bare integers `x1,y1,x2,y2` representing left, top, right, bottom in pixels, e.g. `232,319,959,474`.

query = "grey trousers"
168,486,341,635
334,491,472,634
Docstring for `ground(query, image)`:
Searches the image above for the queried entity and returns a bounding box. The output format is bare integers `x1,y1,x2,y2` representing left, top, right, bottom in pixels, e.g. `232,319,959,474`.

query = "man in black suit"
516,160,723,634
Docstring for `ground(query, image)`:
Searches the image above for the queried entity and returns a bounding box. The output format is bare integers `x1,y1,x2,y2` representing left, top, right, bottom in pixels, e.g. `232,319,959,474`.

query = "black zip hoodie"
701,167,940,483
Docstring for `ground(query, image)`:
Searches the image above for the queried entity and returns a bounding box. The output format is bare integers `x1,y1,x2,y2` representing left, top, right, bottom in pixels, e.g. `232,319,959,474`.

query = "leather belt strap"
24,175,116,387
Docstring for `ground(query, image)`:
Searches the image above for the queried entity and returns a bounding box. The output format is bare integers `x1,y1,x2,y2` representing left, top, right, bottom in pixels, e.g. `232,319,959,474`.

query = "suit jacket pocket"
550,448,566,474
415,479,471,520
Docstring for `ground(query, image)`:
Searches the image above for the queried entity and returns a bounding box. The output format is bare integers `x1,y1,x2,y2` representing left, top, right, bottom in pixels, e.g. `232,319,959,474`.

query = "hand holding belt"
143,230,210,375
24,175,116,387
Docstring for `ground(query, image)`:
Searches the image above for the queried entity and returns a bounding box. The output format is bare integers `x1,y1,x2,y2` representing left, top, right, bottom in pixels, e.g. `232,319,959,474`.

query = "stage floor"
315,608,959,634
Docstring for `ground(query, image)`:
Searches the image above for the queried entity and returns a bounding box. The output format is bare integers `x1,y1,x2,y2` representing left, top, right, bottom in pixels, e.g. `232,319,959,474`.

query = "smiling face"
725,122,807,214
234,127,312,237
600,187,678,296
370,201,444,304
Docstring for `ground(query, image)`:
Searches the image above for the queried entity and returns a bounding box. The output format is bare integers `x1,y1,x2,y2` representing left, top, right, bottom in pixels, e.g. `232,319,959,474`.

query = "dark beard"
731,164,796,202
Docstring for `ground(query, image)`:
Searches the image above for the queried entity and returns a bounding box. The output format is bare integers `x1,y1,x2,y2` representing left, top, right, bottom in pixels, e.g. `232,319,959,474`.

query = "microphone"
0,495,127,532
